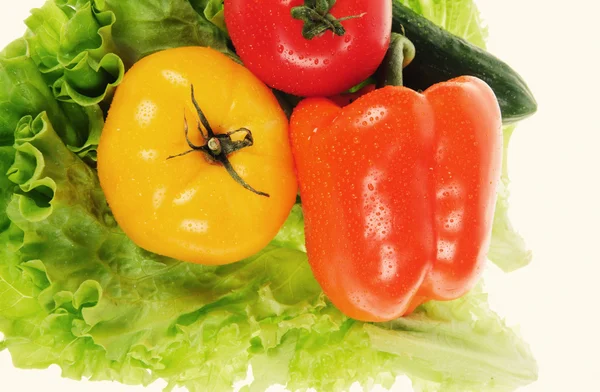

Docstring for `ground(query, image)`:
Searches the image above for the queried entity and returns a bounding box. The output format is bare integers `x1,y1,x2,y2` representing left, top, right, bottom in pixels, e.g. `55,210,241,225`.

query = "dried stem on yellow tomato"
167,85,269,198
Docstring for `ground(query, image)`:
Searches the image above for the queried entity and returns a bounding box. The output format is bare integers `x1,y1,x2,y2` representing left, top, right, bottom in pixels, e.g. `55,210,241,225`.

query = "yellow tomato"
98,47,298,265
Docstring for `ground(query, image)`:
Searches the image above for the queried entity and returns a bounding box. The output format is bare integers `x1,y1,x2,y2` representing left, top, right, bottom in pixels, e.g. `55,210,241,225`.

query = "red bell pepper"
290,76,503,322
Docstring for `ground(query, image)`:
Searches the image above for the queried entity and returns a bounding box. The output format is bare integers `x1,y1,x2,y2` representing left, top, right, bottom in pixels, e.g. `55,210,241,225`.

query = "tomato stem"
167,85,270,198
207,138,222,155
291,0,366,40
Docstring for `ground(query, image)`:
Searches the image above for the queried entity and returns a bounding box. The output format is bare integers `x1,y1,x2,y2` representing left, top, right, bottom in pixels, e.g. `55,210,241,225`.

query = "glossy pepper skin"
290,76,503,322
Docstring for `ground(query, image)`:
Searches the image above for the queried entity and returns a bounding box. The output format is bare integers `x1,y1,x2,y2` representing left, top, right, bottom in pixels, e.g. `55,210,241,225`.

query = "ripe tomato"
224,0,391,97
98,47,298,265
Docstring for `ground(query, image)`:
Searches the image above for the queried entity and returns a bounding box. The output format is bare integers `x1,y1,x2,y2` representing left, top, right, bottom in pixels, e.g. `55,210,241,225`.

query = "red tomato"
290,77,503,322
224,0,391,97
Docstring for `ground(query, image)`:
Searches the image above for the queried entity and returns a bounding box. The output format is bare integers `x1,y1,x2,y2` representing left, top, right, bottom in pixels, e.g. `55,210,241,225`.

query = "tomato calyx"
167,85,270,198
291,0,366,40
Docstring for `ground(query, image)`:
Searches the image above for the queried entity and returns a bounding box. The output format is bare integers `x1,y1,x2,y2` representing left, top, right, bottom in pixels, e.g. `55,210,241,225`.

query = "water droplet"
180,219,209,234
135,100,157,127
162,70,188,86
173,188,197,205
139,149,158,161
153,188,166,209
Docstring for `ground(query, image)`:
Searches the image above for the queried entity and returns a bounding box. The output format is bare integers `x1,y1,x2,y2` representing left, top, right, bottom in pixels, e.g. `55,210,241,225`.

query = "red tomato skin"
290,77,503,322
225,0,391,97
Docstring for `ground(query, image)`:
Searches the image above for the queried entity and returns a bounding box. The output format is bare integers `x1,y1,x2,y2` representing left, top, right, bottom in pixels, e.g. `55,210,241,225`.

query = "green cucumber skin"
392,2,537,124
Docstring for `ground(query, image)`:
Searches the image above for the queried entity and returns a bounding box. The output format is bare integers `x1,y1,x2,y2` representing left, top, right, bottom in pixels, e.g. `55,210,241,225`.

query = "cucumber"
392,2,537,124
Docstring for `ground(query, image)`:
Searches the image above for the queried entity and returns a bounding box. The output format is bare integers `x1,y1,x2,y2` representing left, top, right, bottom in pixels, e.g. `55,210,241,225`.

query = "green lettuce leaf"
488,127,532,272
0,38,81,232
189,0,229,37
102,0,230,67
0,39,67,146
23,0,230,108
0,37,104,164
25,0,125,106
398,0,488,49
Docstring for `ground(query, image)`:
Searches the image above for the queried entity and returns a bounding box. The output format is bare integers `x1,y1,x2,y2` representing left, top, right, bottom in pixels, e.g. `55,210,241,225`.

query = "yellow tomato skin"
98,47,298,265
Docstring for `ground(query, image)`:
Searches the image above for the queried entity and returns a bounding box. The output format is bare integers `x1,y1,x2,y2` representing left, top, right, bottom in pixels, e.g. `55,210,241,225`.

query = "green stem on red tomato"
291,0,366,40
376,32,416,88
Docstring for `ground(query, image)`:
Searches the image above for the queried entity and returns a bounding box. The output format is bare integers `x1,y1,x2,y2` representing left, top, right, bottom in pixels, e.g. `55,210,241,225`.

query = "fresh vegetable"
327,30,416,107
394,0,532,272
0,0,537,391
224,0,392,97
98,47,297,265
290,76,503,322
328,83,376,107
103,0,231,67
392,1,537,123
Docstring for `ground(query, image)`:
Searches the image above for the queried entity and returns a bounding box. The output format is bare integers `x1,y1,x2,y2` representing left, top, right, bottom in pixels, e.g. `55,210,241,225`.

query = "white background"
1,0,599,391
